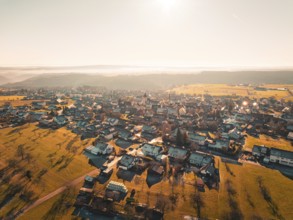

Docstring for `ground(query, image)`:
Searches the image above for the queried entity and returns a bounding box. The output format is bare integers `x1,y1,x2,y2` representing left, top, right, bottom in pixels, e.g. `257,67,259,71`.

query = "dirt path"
14,169,99,219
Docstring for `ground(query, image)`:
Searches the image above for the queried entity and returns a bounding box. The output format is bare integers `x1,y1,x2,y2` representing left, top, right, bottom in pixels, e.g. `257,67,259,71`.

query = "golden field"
19,156,293,220
0,123,94,217
244,134,293,151
170,84,293,101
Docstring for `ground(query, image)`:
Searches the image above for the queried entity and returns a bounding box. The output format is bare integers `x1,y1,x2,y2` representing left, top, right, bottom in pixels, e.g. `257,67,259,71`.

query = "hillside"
2,71,293,89
0,75,10,85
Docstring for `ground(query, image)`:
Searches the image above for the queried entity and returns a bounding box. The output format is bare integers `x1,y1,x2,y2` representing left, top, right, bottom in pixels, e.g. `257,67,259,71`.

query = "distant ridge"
2,71,293,89
0,75,10,85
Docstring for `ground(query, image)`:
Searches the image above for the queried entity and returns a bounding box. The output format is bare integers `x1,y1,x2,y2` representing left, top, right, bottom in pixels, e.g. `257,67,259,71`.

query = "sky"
0,0,293,68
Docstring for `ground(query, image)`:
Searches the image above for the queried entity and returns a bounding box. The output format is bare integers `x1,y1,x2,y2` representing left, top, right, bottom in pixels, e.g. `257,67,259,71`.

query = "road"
13,151,135,219
13,169,100,219
105,155,122,168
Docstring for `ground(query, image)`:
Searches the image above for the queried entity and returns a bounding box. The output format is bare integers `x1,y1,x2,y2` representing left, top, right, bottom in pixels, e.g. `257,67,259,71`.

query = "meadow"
0,96,41,107
171,84,293,101
244,134,293,151
0,123,94,217
19,156,293,220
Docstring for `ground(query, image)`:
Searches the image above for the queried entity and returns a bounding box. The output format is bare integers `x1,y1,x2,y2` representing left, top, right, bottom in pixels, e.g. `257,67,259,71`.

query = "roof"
150,164,164,175
208,140,229,149
106,181,128,193
252,145,268,154
189,152,213,166
95,142,109,151
288,132,293,140
270,148,293,160
168,147,188,160
142,125,157,133
142,143,162,155
188,133,206,142
120,154,136,167
84,175,94,182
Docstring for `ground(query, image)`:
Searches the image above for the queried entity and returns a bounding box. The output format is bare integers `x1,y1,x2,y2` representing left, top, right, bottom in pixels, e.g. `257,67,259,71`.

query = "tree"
190,191,204,218
183,131,189,146
16,145,25,160
176,128,184,146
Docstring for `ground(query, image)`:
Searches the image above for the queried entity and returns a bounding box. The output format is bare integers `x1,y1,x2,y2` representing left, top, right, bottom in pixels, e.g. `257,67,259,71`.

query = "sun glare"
158,0,177,13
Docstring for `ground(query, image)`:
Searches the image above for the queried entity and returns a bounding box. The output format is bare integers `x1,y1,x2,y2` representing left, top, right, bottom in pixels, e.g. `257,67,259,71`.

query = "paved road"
14,169,99,219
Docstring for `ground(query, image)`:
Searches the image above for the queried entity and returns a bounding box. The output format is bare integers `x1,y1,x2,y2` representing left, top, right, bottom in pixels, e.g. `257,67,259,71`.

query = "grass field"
0,96,47,107
1,126,291,219
170,84,293,100
18,156,293,220
244,134,293,151
18,184,80,220
0,124,94,217
0,96,25,101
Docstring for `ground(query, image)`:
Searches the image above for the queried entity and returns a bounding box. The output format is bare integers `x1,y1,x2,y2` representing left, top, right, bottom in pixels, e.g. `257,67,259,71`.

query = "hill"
2,71,293,89
0,75,10,85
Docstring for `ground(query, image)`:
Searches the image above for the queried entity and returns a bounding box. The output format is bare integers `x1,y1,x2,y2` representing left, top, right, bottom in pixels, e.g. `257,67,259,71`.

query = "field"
244,134,293,151
0,96,25,101
0,95,42,107
170,84,293,101
0,123,94,217
18,156,293,220
18,184,80,220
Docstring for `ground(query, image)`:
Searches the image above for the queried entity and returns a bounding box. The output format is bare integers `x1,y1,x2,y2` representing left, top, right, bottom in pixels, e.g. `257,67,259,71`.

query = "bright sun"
158,0,177,12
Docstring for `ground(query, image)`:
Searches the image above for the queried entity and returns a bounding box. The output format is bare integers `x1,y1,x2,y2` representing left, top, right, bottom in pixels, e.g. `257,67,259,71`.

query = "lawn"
0,124,94,217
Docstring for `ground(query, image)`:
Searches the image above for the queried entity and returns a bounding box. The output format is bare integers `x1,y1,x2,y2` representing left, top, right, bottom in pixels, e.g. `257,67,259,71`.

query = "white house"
106,181,128,193
269,148,293,167
86,142,114,155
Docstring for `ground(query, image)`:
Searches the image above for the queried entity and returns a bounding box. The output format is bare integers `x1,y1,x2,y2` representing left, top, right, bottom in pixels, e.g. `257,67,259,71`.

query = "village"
0,85,293,219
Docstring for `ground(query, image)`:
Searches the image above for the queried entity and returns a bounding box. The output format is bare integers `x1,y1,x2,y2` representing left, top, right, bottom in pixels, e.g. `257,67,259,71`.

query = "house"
228,128,243,140
252,145,269,157
188,151,213,167
269,148,293,167
106,117,119,126
287,132,293,141
118,129,132,141
141,143,163,158
119,154,138,170
53,115,68,127
85,143,114,155
31,101,46,110
106,181,128,193
200,164,215,176
281,114,293,124
168,147,189,161
29,112,47,122
101,127,118,141
208,140,229,151
188,133,206,146
142,125,157,134
148,164,164,175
